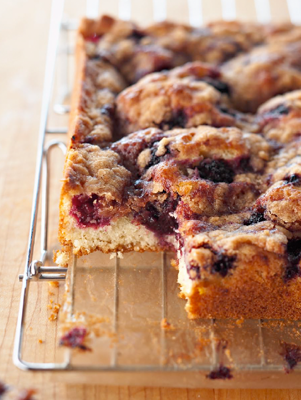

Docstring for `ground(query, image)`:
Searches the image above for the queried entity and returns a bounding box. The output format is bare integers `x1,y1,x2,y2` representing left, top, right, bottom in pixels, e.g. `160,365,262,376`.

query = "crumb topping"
222,41,301,112
116,63,239,136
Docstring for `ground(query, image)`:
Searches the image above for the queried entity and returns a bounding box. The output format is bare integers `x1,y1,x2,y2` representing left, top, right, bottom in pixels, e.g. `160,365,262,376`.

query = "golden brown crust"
186,262,301,320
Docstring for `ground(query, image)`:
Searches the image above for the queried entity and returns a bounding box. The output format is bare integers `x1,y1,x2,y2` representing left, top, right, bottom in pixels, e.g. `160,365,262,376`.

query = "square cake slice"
59,124,270,255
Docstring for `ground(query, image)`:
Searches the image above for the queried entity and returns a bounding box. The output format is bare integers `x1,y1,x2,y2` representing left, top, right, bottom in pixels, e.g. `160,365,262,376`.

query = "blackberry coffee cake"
57,15,301,319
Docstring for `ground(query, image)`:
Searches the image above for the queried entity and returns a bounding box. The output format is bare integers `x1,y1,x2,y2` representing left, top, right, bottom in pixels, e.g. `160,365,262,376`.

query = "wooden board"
1,0,301,398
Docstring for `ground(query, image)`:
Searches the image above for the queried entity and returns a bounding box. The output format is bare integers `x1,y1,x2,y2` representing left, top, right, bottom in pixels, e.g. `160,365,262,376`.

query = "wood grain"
1,0,301,398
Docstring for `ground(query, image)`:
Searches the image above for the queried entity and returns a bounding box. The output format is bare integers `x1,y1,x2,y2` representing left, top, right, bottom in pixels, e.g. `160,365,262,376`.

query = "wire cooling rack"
13,0,301,388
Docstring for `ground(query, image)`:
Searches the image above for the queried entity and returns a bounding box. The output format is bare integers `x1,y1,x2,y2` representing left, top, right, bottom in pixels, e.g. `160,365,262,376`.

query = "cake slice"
58,125,271,256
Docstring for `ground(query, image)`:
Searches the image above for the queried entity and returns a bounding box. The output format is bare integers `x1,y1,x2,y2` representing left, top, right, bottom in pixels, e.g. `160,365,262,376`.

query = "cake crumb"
280,341,301,372
225,348,233,363
206,364,233,380
38,339,43,344
48,303,61,321
49,281,59,288
161,318,175,330
236,317,244,326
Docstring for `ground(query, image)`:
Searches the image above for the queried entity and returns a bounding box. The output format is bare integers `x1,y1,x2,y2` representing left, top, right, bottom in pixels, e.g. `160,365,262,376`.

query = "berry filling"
258,104,291,127
188,244,237,278
284,173,301,186
70,194,111,228
187,264,201,280
211,253,237,277
206,364,233,380
133,197,178,237
244,209,266,225
86,33,101,43
202,77,230,95
267,104,291,116
197,159,235,183
158,109,187,130
284,239,301,282
145,146,171,169
0,382,7,396
60,327,90,351
280,342,301,372
128,28,146,41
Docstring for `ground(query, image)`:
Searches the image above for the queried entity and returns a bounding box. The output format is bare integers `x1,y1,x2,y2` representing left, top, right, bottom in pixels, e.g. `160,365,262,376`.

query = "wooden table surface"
1,0,301,398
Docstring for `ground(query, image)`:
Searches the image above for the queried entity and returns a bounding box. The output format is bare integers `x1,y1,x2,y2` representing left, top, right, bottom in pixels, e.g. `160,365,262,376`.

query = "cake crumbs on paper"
161,318,175,330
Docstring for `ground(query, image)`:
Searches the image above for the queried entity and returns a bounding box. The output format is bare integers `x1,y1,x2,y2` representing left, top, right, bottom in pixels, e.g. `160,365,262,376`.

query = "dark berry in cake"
211,253,237,277
128,28,146,41
267,104,291,117
284,174,301,186
134,197,178,236
280,342,301,372
197,159,235,183
70,194,111,228
244,210,266,226
206,364,233,380
159,110,187,130
0,382,7,396
202,77,231,95
284,239,301,282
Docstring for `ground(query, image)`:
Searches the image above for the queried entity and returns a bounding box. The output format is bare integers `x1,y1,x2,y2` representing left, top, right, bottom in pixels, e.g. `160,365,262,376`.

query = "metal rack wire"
13,0,301,383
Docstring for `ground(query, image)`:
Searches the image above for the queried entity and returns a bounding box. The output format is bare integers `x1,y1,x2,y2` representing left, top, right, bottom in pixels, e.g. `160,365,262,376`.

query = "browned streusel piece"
255,177,301,231
116,62,254,136
253,143,301,232
116,66,231,136
222,41,301,113
256,90,301,143
61,144,131,203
